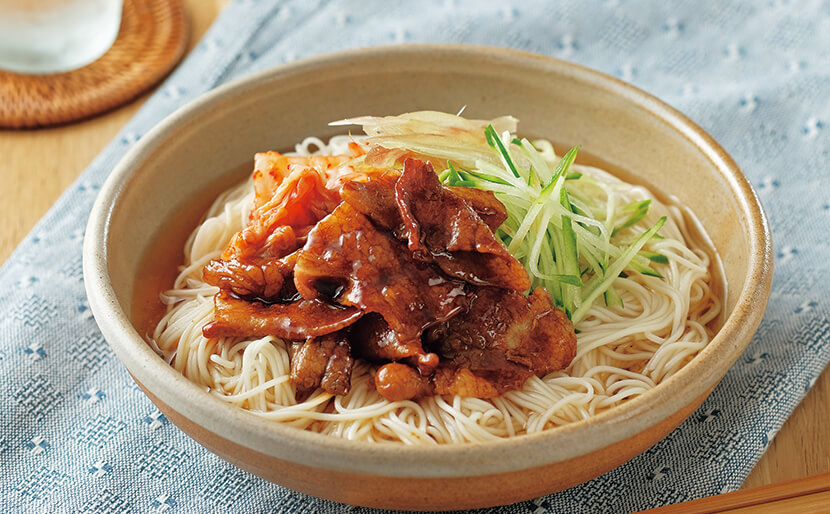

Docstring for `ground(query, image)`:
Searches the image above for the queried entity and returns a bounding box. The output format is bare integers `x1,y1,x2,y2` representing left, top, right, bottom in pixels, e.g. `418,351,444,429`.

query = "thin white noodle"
151,135,720,444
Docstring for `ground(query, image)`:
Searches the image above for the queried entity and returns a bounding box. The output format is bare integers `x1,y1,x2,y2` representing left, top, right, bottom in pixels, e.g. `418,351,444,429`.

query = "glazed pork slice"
373,287,576,401
204,258,286,299
340,172,507,234
348,313,424,362
431,367,531,399
446,185,507,233
395,159,531,291
204,223,302,300
432,287,575,398
340,159,527,290
435,287,575,375
339,174,403,233
293,202,467,371
290,331,354,401
202,291,362,341
203,250,298,301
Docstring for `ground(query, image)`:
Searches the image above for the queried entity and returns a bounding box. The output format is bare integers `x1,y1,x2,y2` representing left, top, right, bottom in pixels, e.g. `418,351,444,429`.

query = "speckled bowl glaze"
83,45,773,510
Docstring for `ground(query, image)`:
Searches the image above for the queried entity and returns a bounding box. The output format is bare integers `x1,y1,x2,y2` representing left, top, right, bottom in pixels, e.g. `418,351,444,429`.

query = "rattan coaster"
0,0,188,129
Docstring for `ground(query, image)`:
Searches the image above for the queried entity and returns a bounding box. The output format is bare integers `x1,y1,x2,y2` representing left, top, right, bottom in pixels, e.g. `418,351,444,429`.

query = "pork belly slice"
340,160,526,290
202,291,362,341
395,159,530,291
431,367,531,399
435,287,575,375
294,202,467,364
339,173,507,234
348,313,439,374
203,251,298,301
204,225,301,300
290,331,354,401
339,173,403,233
446,185,508,233
372,287,576,401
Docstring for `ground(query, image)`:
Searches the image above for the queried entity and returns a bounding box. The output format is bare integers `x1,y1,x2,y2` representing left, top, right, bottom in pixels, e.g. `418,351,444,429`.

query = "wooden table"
1,0,827,502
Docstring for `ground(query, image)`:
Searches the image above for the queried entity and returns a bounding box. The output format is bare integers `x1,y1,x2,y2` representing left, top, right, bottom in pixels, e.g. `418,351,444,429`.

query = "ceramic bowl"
84,44,773,510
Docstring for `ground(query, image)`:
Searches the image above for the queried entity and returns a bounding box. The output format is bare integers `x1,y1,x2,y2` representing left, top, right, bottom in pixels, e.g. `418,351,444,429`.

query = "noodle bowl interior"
145,112,722,444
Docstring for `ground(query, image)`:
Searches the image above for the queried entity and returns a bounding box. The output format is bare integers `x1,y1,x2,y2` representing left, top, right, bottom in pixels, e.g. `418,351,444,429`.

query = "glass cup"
0,0,123,74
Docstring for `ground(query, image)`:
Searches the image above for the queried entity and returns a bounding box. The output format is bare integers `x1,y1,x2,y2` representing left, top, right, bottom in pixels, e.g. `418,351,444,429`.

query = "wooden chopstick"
639,471,830,513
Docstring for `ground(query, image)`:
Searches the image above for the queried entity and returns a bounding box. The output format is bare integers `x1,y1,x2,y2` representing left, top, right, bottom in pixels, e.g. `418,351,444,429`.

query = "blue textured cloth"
2,1,829,512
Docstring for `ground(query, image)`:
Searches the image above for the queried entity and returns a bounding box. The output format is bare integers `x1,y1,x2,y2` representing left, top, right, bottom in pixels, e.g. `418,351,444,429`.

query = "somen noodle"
150,117,721,444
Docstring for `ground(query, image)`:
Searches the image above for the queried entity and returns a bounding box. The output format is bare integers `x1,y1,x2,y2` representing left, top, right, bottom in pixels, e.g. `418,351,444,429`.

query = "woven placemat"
0,0,188,129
